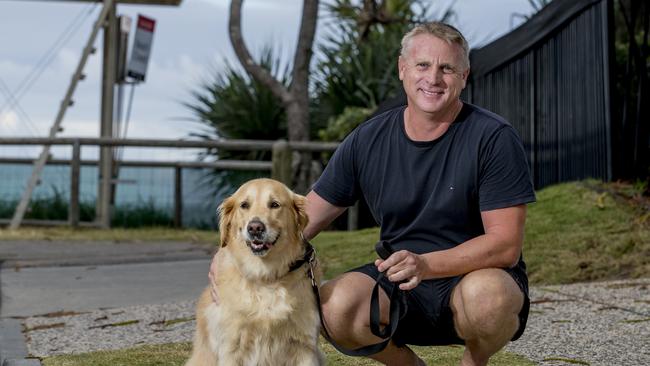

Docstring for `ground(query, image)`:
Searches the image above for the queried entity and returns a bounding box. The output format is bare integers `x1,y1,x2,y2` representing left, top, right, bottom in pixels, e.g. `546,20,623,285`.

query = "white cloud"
0,110,18,129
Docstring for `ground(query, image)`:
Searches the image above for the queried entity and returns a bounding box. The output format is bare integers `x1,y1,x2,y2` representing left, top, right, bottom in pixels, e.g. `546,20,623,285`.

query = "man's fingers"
376,251,407,272
399,276,419,290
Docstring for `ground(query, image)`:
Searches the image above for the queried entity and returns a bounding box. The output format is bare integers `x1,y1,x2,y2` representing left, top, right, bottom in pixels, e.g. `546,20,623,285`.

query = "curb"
0,319,41,366
3,361,41,366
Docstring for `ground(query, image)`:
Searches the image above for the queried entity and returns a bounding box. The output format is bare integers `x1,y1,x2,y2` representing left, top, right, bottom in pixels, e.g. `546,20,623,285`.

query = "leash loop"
302,239,409,357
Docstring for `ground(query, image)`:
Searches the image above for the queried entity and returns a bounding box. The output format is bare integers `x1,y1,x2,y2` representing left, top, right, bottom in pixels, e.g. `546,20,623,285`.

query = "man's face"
398,33,469,118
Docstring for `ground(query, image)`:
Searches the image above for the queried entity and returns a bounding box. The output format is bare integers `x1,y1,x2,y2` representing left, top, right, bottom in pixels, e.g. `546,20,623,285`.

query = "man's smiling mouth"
420,88,444,97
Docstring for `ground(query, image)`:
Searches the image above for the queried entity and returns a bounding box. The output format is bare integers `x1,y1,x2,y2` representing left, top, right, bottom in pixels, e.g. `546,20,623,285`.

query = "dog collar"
287,239,315,273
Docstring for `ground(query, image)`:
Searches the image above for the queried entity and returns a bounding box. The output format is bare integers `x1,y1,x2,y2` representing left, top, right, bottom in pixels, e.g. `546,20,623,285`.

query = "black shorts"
349,263,530,346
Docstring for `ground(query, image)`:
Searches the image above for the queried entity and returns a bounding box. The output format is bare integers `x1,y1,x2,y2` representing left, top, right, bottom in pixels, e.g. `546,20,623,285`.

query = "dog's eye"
269,201,280,209
240,201,250,209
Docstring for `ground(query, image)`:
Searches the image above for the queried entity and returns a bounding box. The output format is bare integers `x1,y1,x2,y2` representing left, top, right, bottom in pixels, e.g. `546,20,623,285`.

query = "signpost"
8,0,182,230
127,15,156,81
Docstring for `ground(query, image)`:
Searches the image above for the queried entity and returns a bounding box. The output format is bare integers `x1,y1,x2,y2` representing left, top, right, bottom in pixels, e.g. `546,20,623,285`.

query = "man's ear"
292,193,309,233
218,196,236,247
398,56,406,81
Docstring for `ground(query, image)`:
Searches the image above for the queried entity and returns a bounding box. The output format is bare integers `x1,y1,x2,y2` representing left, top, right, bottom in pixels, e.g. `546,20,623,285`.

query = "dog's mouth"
246,236,278,256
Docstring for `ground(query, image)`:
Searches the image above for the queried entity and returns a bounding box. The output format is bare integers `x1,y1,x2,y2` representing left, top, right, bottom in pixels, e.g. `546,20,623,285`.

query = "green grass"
41,340,535,366
523,180,649,284
312,227,381,279
40,343,193,366
322,342,534,365
0,226,218,245
21,180,650,366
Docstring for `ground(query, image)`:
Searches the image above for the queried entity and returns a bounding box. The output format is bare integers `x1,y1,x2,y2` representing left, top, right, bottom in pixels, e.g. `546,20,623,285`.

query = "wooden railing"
0,137,339,229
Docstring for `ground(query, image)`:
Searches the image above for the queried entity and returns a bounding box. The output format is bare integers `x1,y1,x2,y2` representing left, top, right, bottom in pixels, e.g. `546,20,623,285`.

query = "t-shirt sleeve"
312,131,360,207
479,126,536,211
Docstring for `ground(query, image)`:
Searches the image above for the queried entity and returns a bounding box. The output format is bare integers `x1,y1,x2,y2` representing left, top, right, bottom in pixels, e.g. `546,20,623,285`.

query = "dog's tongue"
252,240,271,249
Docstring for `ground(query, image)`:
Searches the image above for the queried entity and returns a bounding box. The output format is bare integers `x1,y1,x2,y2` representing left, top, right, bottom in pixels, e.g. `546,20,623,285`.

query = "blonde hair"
400,22,470,69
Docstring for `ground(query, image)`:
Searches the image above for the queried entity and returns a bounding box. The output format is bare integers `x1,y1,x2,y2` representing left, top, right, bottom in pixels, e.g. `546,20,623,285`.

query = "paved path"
1,240,649,365
0,240,212,366
1,259,209,317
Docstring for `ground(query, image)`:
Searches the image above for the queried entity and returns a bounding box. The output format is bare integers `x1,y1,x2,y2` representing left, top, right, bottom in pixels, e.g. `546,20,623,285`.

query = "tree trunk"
287,100,312,193
228,0,319,192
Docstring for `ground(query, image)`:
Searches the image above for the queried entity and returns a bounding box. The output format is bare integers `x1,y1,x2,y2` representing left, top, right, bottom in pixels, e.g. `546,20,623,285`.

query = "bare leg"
450,268,524,366
320,272,425,366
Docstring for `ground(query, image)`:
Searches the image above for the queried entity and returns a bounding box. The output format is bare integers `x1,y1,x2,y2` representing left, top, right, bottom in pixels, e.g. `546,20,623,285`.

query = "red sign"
127,15,156,81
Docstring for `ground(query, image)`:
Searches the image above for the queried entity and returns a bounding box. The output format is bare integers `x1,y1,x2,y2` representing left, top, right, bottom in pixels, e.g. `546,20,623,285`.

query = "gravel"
22,279,650,365
24,301,196,357
506,279,650,365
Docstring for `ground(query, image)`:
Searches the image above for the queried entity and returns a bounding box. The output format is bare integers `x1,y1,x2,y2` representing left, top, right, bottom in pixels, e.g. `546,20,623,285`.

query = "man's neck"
403,100,463,142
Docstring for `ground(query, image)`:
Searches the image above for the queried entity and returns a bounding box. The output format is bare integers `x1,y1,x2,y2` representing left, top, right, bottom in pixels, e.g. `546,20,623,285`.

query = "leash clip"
307,248,317,288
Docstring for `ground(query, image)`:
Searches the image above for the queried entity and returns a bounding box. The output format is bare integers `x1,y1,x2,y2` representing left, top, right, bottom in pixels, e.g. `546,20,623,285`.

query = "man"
212,22,535,366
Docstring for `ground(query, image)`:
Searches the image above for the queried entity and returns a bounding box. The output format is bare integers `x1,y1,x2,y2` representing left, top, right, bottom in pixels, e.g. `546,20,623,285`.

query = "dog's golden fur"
185,178,323,366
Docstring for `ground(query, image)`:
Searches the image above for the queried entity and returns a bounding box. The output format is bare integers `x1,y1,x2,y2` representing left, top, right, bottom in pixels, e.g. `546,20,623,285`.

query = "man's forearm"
420,233,523,280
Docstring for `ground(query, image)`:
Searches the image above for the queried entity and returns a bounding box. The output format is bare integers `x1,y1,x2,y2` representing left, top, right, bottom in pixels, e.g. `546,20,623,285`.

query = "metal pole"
8,0,114,230
97,0,118,229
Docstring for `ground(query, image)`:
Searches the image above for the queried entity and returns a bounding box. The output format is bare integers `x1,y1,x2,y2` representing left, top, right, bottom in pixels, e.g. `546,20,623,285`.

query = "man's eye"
240,202,250,209
442,66,456,74
269,201,280,209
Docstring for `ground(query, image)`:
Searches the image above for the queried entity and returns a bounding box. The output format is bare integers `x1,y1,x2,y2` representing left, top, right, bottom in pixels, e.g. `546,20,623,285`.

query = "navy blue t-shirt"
313,102,536,272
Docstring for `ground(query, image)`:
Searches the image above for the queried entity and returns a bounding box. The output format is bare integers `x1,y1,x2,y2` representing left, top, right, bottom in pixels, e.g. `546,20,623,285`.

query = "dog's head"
217,178,309,278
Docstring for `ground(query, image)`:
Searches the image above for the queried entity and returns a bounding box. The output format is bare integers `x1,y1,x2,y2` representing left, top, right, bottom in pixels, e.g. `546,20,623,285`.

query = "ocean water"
0,164,228,228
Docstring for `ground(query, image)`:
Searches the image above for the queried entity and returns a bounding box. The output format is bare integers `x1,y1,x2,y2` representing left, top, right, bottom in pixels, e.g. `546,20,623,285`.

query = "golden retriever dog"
185,178,324,366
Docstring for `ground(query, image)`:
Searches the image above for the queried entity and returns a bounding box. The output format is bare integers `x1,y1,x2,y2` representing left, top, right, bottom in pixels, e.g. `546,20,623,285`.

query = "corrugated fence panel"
467,0,611,189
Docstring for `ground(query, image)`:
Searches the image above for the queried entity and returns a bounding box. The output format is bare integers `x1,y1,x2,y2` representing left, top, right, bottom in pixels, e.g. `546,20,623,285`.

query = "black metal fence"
464,0,613,188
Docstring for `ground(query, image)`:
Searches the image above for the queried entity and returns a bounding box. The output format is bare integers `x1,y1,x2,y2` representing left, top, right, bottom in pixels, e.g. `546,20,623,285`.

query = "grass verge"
41,340,535,366
523,180,649,284
0,226,217,244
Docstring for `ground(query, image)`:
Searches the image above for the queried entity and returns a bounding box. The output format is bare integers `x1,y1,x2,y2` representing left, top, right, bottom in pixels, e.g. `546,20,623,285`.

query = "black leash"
293,239,408,357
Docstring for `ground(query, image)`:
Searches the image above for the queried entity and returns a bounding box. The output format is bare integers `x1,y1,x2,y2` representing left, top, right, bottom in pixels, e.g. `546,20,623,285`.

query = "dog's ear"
292,193,309,232
218,196,236,247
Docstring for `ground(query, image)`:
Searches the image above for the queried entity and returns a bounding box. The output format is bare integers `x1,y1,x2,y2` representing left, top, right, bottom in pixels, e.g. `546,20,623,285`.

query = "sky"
0,0,536,160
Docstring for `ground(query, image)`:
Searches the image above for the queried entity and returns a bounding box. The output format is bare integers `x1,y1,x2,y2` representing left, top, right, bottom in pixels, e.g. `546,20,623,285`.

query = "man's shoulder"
462,102,511,128
458,102,516,140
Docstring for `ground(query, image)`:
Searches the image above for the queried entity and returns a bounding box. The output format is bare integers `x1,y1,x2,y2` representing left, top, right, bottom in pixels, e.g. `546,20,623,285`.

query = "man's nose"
424,67,444,84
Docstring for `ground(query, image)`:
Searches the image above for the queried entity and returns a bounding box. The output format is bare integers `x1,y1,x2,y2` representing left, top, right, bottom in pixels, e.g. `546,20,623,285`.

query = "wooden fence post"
68,140,81,227
174,165,182,228
272,139,292,186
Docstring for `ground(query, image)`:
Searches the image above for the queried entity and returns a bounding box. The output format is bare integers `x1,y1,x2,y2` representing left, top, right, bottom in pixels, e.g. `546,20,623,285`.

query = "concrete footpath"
1,240,649,365
0,240,213,366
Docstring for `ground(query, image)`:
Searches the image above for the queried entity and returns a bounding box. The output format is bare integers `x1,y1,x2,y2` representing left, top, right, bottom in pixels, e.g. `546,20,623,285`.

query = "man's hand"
208,253,219,304
375,250,428,290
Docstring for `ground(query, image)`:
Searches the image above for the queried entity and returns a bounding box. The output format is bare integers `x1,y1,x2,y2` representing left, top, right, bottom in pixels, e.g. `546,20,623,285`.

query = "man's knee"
320,274,367,326
452,268,523,340
319,272,382,346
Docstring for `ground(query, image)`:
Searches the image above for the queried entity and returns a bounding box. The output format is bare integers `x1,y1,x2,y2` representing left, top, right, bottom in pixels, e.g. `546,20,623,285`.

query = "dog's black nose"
247,219,266,236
